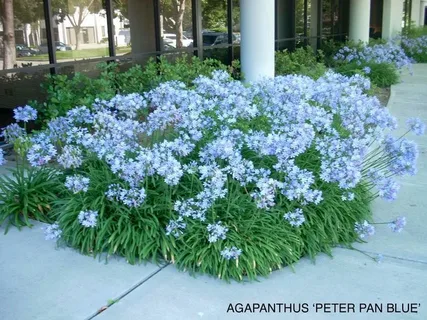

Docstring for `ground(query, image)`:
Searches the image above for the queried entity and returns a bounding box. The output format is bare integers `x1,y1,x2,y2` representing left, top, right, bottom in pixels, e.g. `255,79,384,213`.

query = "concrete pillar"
349,0,371,42
241,0,275,82
411,0,421,26
382,0,405,39
128,0,156,59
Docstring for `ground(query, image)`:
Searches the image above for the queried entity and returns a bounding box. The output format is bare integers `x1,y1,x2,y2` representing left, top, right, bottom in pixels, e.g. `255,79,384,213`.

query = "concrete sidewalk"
1,65,426,320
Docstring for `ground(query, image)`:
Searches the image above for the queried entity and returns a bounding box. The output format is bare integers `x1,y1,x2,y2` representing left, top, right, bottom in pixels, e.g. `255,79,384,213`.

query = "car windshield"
203,35,218,45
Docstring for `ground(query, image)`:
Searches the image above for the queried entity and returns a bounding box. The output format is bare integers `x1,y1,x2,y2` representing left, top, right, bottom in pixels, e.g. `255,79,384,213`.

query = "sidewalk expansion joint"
85,263,171,320
360,250,427,265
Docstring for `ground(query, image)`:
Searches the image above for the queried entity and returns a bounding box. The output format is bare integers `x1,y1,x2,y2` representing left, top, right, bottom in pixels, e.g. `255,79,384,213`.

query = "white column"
349,0,371,43
411,0,421,26
241,0,275,82
382,0,405,39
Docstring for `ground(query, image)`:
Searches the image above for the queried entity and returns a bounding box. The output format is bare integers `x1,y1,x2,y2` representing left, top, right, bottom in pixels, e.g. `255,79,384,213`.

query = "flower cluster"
401,35,427,61
354,220,375,239
65,175,90,193
78,210,98,228
283,208,306,227
388,216,406,233
0,149,5,166
106,184,147,208
166,217,187,238
207,221,228,243
407,117,425,136
42,223,62,241
334,41,413,70
13,105,37,122
58,145,83,169
27,142,57,167
1,123,26,144
221,247,242,260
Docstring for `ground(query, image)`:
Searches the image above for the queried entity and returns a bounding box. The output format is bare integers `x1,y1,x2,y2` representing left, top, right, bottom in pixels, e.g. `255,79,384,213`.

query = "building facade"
0,0,424,113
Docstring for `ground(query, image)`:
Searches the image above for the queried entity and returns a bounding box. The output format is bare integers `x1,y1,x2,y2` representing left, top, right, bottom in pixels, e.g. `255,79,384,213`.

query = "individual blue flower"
406,118,425,136
42,222,62,241
13,105,37,122
363,66,371,74
354,220,375,239
283,208,305,227
388,216,406,233
221,247,242,260
65,175,90,193
78,210,98,228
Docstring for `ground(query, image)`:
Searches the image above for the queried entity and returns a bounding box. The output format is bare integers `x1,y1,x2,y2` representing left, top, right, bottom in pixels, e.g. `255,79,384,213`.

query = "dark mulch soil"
374,87,391,107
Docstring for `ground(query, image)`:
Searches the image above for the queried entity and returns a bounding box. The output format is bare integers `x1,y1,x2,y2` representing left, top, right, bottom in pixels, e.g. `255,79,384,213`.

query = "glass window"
0,69,49,122
160,0,193,51
370,0,383,39
50,0,111,62
0,0,47,70
276,0,296,51
322,0,333,37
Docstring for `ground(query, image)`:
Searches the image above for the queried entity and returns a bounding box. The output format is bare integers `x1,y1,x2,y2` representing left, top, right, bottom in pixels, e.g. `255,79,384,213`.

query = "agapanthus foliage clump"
401,35,427,62
333,40,413,87
334,41,413,70
0,70,422,280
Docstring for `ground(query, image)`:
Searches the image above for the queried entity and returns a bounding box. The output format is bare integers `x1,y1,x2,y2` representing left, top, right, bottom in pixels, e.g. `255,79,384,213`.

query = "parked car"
39,41,72,53
16,45,39,57
162,33,193,48
202,32,239,46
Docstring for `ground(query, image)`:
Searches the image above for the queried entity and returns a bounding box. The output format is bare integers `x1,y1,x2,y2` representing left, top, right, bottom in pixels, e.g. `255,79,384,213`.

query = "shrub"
401,35,427,63
335,61,399,88
275,47,326,79
320,39,345,67
1,71,423,281
0,165,64,232
52,159,169,263
402,24,427,38
333,41,412,71
31,55,237,125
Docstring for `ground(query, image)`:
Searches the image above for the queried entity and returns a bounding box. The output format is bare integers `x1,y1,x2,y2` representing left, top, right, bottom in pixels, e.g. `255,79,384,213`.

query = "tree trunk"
1,0,16,70
74,26,81,50
174,0,186,48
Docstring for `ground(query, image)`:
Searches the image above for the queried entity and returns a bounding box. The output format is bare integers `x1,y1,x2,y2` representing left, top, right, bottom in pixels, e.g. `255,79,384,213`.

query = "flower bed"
401,35,427,63
333,41,413,88
0,70,424,281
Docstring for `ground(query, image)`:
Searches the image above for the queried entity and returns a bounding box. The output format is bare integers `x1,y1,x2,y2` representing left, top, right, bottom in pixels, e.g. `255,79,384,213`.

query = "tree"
0,0,16,70
14,1,45,48
201,0,227,32
160,0,191,48
173,0,186,48
53,0,103,50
